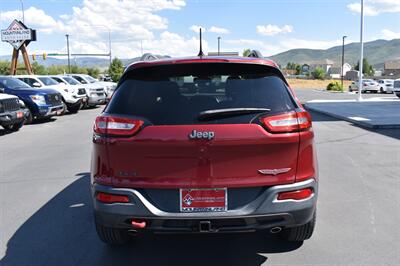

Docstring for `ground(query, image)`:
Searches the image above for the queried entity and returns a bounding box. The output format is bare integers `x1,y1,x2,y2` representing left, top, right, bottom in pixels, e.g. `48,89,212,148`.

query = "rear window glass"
106,63,296,125
394,80,400,88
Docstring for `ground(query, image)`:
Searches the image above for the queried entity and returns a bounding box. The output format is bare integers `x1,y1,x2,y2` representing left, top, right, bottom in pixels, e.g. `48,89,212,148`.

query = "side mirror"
32,82,41,87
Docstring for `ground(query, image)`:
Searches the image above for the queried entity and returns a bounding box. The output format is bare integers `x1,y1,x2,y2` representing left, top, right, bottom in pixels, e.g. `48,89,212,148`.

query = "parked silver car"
349,79,380,93
377,79,394,93
393,79,400,98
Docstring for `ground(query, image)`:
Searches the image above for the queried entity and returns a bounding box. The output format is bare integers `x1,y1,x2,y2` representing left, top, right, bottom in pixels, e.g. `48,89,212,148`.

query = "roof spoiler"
247,50,263,58
140,53,170,61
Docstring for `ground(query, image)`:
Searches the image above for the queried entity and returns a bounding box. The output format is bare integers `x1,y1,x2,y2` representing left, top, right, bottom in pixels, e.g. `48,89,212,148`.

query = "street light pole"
217,37,221,55
357,0,364,101
66,34,71,74
341,35,347,89
19,0,25,23
108,30,112,66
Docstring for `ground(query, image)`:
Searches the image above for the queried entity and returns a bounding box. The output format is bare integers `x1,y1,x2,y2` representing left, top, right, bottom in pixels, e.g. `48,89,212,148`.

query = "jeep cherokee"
91,54,318,244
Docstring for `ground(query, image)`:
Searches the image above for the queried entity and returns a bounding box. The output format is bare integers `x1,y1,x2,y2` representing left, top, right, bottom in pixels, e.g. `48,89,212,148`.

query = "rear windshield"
394,80,400,88
106,63,296,125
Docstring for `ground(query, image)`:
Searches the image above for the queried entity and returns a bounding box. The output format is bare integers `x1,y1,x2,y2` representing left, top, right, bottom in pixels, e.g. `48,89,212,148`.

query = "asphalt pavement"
0,91,399,266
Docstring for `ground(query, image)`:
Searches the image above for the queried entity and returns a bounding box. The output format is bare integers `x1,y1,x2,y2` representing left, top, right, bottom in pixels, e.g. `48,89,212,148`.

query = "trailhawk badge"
189,130,215,140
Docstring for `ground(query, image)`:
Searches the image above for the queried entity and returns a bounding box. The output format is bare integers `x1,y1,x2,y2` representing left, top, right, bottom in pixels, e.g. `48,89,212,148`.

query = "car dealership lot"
0,95,399,265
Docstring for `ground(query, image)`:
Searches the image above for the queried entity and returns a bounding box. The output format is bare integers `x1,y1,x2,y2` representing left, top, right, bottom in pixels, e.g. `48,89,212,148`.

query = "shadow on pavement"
1,173,302,266
308,110,400,140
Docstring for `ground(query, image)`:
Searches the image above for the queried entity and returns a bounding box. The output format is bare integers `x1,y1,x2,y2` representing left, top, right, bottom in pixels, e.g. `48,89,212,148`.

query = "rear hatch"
96,62,304,189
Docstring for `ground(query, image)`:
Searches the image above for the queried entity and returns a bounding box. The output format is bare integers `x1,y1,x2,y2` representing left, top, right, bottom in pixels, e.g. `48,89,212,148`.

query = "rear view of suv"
91,55,318,245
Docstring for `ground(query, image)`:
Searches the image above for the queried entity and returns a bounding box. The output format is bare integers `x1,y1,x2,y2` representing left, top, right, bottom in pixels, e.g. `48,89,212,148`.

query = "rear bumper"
92,179,318,233
88,93,106,105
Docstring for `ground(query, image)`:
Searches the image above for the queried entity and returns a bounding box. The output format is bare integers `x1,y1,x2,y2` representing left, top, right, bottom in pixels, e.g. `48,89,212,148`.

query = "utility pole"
108,30,112,66
140,40,143,55
66,34,71,74
357,0,364,101
341,35,347,89
217,37,221,55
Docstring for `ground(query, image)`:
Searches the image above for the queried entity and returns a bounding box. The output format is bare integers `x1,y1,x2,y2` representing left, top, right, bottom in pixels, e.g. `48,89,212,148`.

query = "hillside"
1,39,399,70
269,39,400,69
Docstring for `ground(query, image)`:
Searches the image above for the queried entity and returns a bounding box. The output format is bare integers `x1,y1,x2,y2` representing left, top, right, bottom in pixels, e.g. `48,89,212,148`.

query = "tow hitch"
199,221,212,232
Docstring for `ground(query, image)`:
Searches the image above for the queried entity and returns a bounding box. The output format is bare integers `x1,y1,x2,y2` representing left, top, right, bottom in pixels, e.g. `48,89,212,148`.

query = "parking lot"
0,89,399,266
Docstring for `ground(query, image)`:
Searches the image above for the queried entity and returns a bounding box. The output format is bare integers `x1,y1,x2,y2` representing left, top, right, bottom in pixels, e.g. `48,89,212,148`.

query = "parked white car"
68,74,107,106
14,75,85,113
393,79,400,98
48,75,88,104
377,79,394,93
348,79,380,93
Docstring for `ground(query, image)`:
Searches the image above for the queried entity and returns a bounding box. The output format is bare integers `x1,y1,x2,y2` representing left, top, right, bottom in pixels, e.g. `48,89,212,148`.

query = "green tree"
87,67,100,78
295,64,301,75
32,62,47,75
242,49,251,57
47,65,68,75
108,58,124,82
312,66,325,80
0,61,10,75
354,58,374,76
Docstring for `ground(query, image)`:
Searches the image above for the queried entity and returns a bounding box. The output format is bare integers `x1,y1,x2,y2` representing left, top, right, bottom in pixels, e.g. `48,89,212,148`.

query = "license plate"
180,188,227,212
16,112,23,118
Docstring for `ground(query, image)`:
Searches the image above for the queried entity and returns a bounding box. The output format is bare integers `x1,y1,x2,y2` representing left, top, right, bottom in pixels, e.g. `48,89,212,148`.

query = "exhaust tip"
270,227,282,234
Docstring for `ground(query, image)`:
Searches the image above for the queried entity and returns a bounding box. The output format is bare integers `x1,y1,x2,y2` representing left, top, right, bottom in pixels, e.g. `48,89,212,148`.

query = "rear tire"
25,110,33,124
67,103,81,114
282,211,316,242
95,222,130,245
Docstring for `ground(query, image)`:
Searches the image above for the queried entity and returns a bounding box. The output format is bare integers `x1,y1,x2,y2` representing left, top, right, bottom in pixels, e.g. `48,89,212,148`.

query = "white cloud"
189,25,206,33
347,3,379,16
256,24,293,36
381,29,400,40
0,6,66,33
208,26,230,34
0,0,191,58
347,0,400,15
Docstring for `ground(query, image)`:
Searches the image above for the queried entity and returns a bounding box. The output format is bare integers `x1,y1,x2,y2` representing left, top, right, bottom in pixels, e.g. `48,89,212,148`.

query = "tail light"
96,192,130,203
94,115,144,137
260,110,312,133
277,188,313,201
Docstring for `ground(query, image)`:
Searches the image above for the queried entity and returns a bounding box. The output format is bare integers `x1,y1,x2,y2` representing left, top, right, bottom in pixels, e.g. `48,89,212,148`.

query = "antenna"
197,28,204,57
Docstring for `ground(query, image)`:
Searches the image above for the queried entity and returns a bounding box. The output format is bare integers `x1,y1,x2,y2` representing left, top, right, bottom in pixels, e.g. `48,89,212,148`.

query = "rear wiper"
198,108,271,121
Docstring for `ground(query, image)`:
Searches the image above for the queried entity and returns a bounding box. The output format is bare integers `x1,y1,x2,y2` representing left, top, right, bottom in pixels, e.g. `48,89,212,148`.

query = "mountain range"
269,39,400,69
1,39,399,70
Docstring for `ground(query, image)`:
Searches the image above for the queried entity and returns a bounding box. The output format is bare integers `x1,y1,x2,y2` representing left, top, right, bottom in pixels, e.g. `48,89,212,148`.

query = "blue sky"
1,0,399,58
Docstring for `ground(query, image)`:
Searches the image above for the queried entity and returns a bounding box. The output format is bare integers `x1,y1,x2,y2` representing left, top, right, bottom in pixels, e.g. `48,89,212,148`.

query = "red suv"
91,53,318,245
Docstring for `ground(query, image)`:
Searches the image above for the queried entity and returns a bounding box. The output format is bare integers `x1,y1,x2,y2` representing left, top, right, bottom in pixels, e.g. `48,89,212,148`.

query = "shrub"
312,67,325,80
327,81,343,92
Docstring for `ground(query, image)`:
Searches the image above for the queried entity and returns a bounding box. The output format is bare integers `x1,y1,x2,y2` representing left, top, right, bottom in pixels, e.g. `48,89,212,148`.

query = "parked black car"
0,91,28,131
